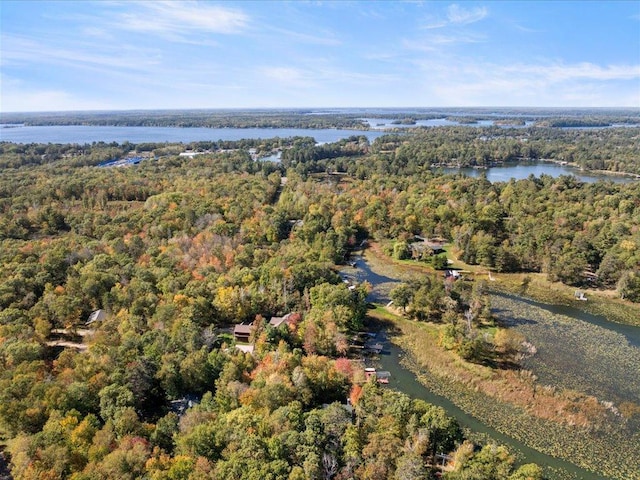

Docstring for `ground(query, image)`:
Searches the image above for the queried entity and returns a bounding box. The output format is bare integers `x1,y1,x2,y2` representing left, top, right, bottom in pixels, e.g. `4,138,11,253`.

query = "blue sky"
1,1,639,112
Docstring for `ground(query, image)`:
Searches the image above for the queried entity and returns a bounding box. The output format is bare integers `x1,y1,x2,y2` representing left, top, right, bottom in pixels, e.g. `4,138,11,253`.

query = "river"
345,252,639,479
376,337,604,480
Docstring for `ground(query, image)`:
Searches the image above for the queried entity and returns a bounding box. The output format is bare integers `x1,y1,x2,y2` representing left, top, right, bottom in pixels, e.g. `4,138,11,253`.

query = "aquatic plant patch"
490,294,640,412
392,319,640,480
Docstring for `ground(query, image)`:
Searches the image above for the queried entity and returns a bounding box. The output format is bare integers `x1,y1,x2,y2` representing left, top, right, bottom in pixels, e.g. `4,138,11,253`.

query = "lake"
438,163,637,184
362,117,533,129
2,125,637,184
0,124,384,145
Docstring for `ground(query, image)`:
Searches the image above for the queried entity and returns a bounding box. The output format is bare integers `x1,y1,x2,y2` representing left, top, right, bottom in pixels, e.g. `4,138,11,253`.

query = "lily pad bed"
393,322,640,480
490,293,640,414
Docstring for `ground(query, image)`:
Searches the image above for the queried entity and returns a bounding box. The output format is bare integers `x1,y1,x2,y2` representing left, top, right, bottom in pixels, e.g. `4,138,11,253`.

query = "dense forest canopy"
1,122,639,479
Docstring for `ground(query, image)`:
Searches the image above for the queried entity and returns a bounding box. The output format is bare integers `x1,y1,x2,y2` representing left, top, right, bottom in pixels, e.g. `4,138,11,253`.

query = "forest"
3,108,639,130
281,126,640,176
1,125,639,479
0,110,369,130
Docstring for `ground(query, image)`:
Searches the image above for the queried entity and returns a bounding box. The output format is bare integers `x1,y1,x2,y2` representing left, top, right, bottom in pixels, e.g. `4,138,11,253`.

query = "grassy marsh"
362,246,640,479
386,314,640,480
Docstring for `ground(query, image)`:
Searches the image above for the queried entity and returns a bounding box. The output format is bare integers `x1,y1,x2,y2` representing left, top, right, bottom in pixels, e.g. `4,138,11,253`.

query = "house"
445,270,461,279
410,236,446,259
289,219,304,229
269,312,295,329
423,239,446,255
86,309,107,326
364,367,391,384
233,323,253,343
409,242,431,259
169,394,200,415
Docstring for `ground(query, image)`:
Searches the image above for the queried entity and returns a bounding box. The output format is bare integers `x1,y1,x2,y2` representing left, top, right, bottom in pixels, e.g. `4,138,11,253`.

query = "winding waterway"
376,338,603,480
348,253,640,479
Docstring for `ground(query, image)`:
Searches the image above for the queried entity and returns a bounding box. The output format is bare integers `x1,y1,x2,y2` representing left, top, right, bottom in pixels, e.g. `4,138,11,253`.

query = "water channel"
343,253,639,479
438,163,636,184
376,339,603,480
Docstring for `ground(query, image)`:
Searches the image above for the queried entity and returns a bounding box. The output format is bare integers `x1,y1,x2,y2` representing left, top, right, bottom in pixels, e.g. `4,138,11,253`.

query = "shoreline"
539,158,640,179
365,242,640,328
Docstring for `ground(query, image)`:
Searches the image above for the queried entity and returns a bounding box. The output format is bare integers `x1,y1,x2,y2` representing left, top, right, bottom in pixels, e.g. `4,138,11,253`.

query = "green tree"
98,385,135,423
390,284,413,313
617,270,640,302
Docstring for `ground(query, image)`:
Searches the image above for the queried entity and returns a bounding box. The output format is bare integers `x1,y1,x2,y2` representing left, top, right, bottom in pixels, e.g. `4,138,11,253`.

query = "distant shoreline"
540,158,640,179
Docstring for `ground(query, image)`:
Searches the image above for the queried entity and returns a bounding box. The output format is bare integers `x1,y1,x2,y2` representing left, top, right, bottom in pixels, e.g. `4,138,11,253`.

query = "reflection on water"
438,163,636,184
354,254,632,479
374,334,603,480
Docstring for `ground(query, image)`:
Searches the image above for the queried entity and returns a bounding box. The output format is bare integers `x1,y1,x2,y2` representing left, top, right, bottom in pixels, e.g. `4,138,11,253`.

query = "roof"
269,313,293,328
86,309,106,325
233,323,253,335
269,316,287,328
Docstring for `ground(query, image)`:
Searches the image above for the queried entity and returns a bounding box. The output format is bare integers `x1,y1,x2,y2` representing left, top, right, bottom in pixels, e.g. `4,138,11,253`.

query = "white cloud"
504,62,640,82
447,4,488,25
1,34,161,71
1,81,111,112
267,26,342,46
117,1,249,36
412,58,640,106
511,23,541,34
79,26,115,40
403,31,484,52
424,3,488,29
260,66,315,89
258,62,400,92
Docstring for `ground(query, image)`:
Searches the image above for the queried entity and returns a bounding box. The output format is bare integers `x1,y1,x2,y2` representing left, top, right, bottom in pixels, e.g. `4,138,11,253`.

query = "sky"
1,1,639,112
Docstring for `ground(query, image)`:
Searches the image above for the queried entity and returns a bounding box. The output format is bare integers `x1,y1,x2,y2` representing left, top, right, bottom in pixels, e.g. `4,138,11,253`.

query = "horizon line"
3,106,640,116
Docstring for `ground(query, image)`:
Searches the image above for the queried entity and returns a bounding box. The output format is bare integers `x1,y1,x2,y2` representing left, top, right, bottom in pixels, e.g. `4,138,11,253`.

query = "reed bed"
392,318,640,480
